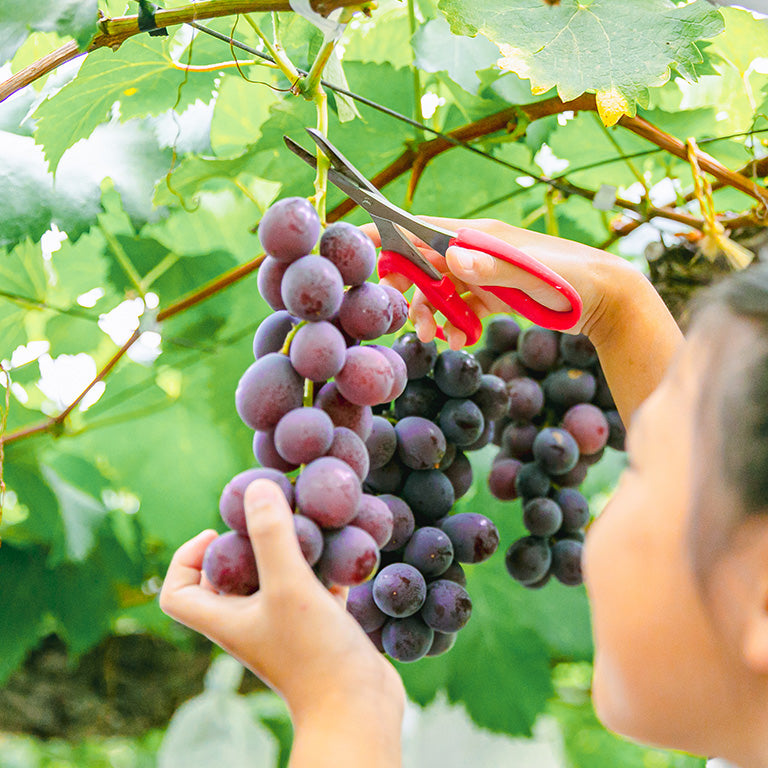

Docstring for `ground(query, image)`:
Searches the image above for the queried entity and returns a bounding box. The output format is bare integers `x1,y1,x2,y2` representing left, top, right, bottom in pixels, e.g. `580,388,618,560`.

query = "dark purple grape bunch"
345,334,504,662
203,197,411,596
479,317,626,589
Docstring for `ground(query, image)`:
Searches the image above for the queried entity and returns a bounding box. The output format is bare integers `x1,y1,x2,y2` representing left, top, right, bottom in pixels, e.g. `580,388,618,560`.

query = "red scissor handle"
454,228,582,332
377,228,582,347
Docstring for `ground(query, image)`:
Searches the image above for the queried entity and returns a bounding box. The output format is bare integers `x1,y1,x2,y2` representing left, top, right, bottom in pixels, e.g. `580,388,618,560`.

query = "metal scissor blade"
304,127,380,196
283,134,319,170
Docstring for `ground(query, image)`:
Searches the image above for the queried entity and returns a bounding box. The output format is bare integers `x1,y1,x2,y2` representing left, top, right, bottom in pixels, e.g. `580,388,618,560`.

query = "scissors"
283,128,582,347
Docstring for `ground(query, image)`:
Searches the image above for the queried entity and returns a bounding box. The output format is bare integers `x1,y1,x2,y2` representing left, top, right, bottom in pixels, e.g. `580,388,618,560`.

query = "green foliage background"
1,0,767,765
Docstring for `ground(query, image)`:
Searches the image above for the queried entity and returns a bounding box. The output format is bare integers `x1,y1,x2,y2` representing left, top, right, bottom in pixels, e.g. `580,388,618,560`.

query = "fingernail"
456,249,475,272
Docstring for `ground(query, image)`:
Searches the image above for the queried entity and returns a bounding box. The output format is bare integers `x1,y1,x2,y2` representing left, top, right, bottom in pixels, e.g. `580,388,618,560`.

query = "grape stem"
303,378,314,408
280,321,306,355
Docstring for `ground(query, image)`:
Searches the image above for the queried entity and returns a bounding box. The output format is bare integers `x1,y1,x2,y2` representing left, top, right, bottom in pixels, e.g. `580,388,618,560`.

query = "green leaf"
342,1,413,69
0,0,98,64
413,17,501,95
437,0,724,125
0,544,50,684
325,50,361,123
33,37,219,172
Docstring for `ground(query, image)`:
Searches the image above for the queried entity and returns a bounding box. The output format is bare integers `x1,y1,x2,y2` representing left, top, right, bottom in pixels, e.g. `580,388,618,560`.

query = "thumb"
446,245,572,312
244,479,311,590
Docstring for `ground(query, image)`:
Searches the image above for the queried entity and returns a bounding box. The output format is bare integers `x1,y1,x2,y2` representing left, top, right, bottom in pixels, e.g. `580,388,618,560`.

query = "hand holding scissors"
284,129,582,348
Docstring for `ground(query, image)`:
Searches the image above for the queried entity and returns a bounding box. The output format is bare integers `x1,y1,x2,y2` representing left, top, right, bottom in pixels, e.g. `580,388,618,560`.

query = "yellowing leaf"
596,88,632,126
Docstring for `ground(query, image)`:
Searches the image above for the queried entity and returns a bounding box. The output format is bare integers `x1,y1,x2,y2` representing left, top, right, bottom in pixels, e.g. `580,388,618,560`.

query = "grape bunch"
347,335,505,662
203,196,410,597
478,317,626,589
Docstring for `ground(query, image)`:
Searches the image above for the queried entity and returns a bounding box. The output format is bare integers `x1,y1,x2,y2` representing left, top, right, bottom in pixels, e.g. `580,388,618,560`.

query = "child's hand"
159,479,404,731
365,216,637,349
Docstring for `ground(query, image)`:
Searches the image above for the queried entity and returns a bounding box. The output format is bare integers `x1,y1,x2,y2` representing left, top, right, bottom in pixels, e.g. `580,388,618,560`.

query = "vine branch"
0,0,371,103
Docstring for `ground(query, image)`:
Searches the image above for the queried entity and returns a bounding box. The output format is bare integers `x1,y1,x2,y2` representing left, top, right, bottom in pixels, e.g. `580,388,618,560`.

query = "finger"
446,245,571,312
409,289,438,343
360,223,380,247
244,479,313,590
380,273,413,294
161,529,219,598
442,320,467,350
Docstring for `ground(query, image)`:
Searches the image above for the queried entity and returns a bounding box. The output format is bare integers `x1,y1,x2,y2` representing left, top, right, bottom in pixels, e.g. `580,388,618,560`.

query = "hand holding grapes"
160,479,405,762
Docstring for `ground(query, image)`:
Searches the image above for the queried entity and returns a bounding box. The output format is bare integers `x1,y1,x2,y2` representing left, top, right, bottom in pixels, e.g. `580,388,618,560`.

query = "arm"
367,217,683,426
159,480,405,768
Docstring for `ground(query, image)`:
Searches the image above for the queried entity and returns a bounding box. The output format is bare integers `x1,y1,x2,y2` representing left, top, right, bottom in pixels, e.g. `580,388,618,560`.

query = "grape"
433,350,483,398
381,616,434,663
556,459,589,488
403,526,454,578
379,494,416,551
202,531,259,595
465,420,493,451
605,409,626,450
522,497,563,537
319,222,376,285
506,377,544,421
560,333,597,368
315,382,373,439
257,257,288,311
542,368,597,410
327,426,370,481
488,458,522,501
220,468,294,534
351,493,394,548
364,457,405,495
515,462,551,499
402,469,455,522
393,378,445,421
438,560,467,587
442,450,472,500
438,441,457,470
258,197,320,263
471,374,509,421
338,283,394,340
289,321,346,381
438,399,485,447
294,513,324,566
551,538,583,586
367,345,407,402
489,351,526,382
504,536,551,585
484,316,521,353
253,430,299,473
517,327,559,371
335,346,394,406
367,626,385,652
281,255,344,321
347,581,387,632
427,631,457,657
235,353,304,431
365,416,397,470
420,579,472,633
554,488,590,532
317,525,380,586
475,348,496,373
532,427,580,475
392,333,437,379
582,447,605,466
395,416,447,470
440,513,499,564
562,403,609,455
253,310,294,358
295,456,362,528
274,407,334,465
594,367,616,409
381,285,408,335
500,422,538,461
372,563,427,618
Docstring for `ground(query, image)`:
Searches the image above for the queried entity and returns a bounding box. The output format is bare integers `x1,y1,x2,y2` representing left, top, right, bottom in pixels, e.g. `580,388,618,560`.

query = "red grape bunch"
203,196,409,599
478,317,626,589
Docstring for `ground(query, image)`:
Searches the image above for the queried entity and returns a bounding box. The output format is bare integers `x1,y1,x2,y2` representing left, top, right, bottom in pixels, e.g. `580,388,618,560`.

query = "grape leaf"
0,0,98,64
33,37,219,172
413,17,501,95
436,0,725,125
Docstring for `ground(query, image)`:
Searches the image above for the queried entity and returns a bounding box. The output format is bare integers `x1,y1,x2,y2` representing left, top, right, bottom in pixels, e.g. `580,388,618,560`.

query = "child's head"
583,264,768,766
